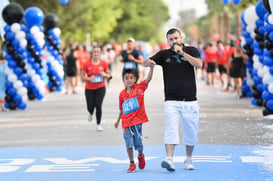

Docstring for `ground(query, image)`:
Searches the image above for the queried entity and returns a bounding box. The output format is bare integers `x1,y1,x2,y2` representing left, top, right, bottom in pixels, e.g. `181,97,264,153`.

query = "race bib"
124,62,136,69
90,75,103,83
122,97,140,115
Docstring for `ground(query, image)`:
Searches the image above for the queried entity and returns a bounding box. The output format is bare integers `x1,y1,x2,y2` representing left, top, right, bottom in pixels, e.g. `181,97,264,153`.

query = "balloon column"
240,10,254,98
43,13,64,92
2,3,28,110
23,7,46,100
261,0,273,115
241,5,260,106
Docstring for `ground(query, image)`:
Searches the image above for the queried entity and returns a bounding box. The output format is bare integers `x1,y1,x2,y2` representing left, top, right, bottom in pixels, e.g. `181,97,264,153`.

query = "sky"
164,0,208,26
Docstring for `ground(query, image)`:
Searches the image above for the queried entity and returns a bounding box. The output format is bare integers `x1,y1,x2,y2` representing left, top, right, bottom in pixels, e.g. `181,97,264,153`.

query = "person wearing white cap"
120,38,143,81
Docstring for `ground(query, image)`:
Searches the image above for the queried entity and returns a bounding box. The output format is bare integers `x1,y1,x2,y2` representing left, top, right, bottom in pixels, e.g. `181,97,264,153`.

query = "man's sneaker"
184,158,195,170
96,125,103,132
127,163,136,173
138,153,145,169
161,158,175,171
88,114,93,122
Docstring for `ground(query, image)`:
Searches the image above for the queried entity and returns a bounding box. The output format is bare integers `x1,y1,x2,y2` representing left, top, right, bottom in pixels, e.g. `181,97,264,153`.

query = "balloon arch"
1,2,64,111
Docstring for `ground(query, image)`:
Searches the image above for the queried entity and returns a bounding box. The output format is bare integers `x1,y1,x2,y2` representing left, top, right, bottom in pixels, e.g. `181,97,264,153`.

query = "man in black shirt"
143,28,202,171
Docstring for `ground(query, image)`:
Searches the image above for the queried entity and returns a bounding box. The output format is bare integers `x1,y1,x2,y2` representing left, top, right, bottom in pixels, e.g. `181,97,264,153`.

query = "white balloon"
244,6,258,26
7,74,17,83
14,80,23,90
269,83,273,94
268,14,273,25
30,26,40,35
11,23,21,33
15,31,26,40
250,31,256,39
22,95,28,102
4,66,12,74
247,78,254,87
18,87,27,96
54,28,61,36
258,68,265,77
246,25,255,33
253,55,259,62
20,39,27,48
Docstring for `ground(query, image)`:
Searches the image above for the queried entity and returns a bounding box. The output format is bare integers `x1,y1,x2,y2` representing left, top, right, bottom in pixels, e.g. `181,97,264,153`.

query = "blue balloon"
269,66,273,75
13,94,22,104
8,87,17,96
18,102,26,110
59,0,69,5
233,0,242,5
256,0,267,19
257,83,264,92
23,7,44,27
14,67,23,76
5,81,13,89
222,0,230,5
8,60,17,69
241,11,247,25
266,99,273,110
4,102,9,109
256,19,264,27
265,24,273,33
251,98,257,106
263,56,273,66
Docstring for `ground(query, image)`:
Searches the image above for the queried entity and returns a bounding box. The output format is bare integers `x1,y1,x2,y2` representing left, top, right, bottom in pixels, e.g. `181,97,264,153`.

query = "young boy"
114,64,155,173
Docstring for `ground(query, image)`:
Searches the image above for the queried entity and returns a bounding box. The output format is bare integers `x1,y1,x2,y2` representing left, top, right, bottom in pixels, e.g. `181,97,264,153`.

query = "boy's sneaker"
88,114,93,122
127,163,136,173
96,125,103,132
138,153,145,169
184,158,195,170
161,158,175,171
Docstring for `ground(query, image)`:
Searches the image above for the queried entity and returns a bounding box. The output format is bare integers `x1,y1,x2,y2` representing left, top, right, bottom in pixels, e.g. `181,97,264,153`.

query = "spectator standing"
227,39,248,96
64,48,79,94
204,42,218,85
216,40,229,89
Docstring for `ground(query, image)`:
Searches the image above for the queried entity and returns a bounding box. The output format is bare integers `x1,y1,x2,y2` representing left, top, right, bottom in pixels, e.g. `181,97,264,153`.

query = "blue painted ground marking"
0,145,272,181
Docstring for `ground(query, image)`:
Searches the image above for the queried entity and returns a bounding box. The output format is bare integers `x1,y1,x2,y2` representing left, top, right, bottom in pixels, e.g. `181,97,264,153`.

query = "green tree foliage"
195,0,257,42
10,0,169,44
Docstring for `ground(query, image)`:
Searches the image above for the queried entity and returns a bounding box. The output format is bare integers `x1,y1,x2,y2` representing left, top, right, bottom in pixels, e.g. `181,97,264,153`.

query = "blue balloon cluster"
44,14,64,92
3,23,29,110
23,7,47,100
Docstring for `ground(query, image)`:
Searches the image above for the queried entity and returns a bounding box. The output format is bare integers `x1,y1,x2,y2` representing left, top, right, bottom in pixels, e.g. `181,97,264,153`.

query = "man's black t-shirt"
150,45,200,101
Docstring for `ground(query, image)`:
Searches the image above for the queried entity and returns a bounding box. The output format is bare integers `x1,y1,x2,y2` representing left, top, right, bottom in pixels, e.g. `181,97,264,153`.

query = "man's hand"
143,59,156,67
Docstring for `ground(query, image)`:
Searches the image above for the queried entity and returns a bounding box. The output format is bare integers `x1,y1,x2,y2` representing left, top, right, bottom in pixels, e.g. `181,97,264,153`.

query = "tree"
10,0,169,44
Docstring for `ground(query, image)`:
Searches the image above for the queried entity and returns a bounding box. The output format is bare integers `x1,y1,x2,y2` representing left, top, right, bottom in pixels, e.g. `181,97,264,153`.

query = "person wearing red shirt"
224,40,236,91
114,64,155,173
204,42,218,85
216,40,229,89
81,46,112,131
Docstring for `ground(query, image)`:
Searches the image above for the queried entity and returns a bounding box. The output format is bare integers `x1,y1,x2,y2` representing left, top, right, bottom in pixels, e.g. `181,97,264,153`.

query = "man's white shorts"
164,100,199,146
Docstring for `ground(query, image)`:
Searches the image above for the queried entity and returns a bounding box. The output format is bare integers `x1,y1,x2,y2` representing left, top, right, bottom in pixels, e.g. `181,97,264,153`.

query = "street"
0,63,272,180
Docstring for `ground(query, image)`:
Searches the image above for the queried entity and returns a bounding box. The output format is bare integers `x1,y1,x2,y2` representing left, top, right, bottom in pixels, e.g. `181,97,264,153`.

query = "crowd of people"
198,38,248,98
